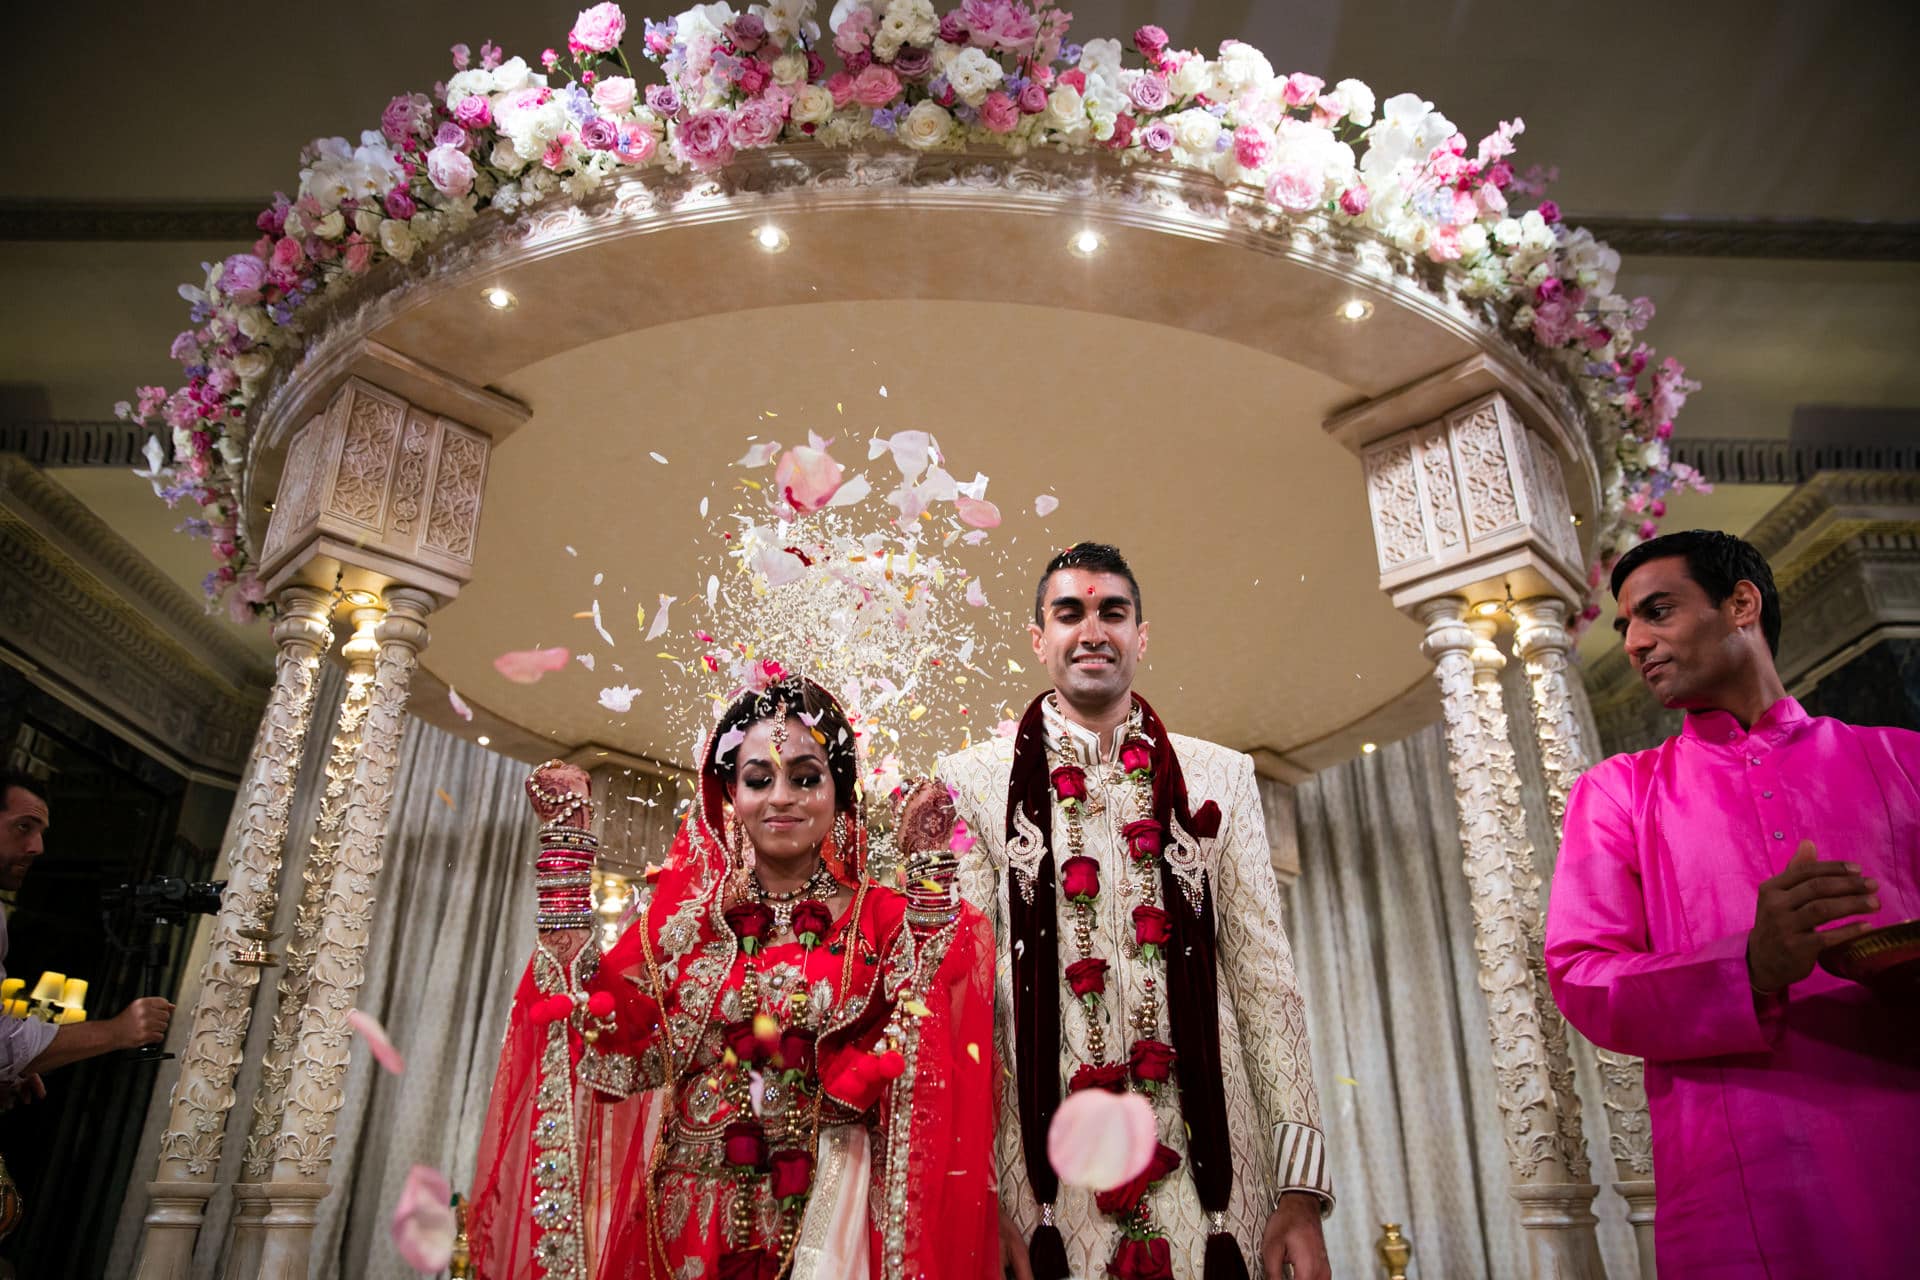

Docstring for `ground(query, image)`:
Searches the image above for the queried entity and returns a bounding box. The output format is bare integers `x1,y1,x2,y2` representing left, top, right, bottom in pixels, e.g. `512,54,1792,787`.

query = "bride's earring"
728,804,750,868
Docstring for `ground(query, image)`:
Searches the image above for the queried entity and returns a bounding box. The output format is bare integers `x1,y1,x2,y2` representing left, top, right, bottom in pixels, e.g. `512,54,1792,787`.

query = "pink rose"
571,2,627,54
270,236,304,272
425,143,475,197
1133,25,1169,59
453,94,492,129
1232,125,1271,170
592,75,637,114
1017,82,1048,114
728,98,786,149
1338,184,1370,216
381,93,432,144
220,253,268,303
1538,199,1561,224
1141,120,1175,152
1282,73,1324,107
673,110,736,170
736,61,769,96
827,71,856,109
1128,75,1169,112
614,124,657,164
344,239,374,274
1426,225,1463,262
979,90,1019,133
851,65,901,108
1265,163,1320,212
384,188,417,220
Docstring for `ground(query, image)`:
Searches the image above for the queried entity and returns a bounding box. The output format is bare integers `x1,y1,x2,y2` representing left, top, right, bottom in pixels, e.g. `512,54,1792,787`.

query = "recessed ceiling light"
476,735,491,747
754,225,789,252
1361,742,1378,755
1069,229,1103,257
483,287,516,310
1474,600,1503,617
1338,298,1373,322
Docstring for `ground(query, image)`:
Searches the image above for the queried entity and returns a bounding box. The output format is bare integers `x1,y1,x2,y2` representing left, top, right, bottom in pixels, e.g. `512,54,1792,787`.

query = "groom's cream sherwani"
938,699,1331,1277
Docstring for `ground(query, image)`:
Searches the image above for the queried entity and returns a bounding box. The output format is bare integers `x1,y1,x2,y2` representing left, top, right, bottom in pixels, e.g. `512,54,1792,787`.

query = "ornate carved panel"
258,378,496,600
1420,422,1466,552
322,383,404,531
1450,400,1521,537
422,423,487,561
1364,439,1425,572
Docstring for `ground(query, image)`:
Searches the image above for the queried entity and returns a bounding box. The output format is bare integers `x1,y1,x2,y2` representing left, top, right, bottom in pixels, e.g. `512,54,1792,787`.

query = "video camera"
100,877,226,925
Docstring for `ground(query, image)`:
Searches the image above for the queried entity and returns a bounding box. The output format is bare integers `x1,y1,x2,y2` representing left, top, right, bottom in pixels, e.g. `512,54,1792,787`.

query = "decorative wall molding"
8,199,1913,262
0,457,271,690
0,468,267,778
0,419,155,468
0,200,259,242
1669,436,1920,486
1567,216,1920,261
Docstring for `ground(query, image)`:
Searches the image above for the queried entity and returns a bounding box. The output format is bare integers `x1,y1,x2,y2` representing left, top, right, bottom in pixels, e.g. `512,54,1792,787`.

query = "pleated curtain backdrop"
1287,717,1635,1280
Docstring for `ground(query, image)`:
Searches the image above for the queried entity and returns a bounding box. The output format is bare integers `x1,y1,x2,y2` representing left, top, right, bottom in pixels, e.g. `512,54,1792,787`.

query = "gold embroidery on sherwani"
939,728,1330,1278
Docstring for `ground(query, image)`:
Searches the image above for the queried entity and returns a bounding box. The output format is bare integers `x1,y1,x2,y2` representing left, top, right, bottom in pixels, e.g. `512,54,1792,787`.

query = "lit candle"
28,971,64,1003
58,977,87,1012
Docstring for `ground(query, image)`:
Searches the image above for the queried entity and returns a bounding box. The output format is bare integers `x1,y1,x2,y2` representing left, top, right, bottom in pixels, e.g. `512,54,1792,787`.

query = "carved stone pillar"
133,585,335,1280
1423,601,1604,1280
1329,358,1608,1279
224,607,382,1277
1512,597,1656,1279
254,588,432,1279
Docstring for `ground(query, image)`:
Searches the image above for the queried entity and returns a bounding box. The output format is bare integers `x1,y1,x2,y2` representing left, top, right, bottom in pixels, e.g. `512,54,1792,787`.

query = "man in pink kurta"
1546,530,1917,1280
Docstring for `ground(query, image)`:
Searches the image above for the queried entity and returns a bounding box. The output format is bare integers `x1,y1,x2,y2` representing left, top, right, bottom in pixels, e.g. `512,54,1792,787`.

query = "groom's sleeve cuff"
1273,1122,1334,1215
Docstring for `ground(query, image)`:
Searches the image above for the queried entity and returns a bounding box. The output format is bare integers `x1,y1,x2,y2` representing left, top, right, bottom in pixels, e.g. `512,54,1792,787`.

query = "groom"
939,543,1332,1280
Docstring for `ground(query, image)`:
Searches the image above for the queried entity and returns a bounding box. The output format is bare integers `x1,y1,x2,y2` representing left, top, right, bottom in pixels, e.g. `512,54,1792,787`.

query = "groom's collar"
1039,693,1145,767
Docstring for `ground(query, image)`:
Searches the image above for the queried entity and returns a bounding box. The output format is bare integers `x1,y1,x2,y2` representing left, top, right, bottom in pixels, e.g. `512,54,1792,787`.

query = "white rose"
1171,107,1222,157
945,47,1004,107
889,0,936,44
313,210,346,240
897,99,953,150
1213,40,1274,97
1333,78,1375,126
770,52,807,86
489,56,532,93
1493,216,1524,247
791,83,835,125
446,69,494,108
1168,56,1209,99
593,75,638,114
231,350,271,379
378,218,417,263
490,138,529,175
1457,223,1489,261
1078,37,1122,79
352,208,383,238
236,307,271,341
1043,85,1085,131
283,209,306,239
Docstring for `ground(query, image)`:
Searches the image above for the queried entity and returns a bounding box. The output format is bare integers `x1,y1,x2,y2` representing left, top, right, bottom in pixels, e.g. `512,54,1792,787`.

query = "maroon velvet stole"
1005,692,1248,1280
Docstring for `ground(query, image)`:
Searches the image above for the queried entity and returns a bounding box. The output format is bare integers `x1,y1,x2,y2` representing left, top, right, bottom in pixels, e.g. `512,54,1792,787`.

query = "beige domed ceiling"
423,297,1431,773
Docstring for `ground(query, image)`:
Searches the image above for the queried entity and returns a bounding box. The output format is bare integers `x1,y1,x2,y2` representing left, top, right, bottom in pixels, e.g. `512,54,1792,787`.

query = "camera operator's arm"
21,997,171,1076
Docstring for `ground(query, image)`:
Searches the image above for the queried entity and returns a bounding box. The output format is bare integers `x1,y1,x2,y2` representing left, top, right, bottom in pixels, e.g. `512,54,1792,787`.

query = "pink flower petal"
965,579,988,608
736,441,782,467
753,545,807,588
955,495,1001,529
390,1164,455,1273
774,443,846,514
1034,494,1059,517
347,1007,406,1075
493,646,570,684
645,594,676,641
447,686,473,721
1047,1089,1156,1190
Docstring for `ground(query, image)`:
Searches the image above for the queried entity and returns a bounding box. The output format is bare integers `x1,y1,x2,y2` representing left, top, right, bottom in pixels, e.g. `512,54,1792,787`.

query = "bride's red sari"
468,742,998,1280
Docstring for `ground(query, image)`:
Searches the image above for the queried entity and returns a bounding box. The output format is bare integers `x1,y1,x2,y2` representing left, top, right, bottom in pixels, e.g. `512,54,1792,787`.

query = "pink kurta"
1545,697,1918,1280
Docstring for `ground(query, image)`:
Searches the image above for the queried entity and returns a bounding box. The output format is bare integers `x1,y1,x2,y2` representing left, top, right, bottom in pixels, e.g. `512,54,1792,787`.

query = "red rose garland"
716,882,843,1274
1048,736,1186,1270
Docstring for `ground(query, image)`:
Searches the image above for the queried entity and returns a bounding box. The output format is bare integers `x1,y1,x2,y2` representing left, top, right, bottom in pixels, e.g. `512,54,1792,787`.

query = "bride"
467,676,999,1280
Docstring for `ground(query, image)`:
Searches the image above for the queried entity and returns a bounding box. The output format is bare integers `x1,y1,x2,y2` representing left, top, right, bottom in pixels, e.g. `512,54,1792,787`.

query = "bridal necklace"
751,858,837,934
